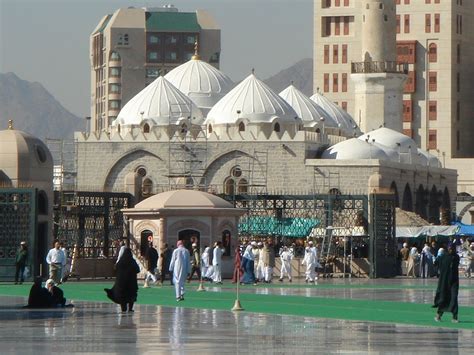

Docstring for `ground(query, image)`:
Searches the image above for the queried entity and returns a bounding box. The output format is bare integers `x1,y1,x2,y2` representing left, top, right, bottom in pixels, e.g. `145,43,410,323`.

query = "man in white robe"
212,241,225,284
302,247,316,283
279,246,293,282
201,246,211,280
255,242,265,282
169,240,191,301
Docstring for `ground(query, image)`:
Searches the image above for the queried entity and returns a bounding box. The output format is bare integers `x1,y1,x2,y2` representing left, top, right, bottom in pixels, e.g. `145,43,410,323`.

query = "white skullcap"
45,279,55,286
192,243,197,247
403,243,407,247
251,241,257,246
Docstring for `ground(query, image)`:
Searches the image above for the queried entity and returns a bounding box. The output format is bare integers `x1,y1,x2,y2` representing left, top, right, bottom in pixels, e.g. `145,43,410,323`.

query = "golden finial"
8,119,13,130
191,40,200,60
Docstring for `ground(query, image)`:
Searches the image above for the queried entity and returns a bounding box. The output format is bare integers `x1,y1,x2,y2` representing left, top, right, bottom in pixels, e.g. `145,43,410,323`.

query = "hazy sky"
0,0,313,117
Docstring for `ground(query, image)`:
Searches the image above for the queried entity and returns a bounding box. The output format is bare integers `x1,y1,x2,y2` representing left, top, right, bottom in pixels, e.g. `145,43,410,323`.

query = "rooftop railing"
351,61,408,75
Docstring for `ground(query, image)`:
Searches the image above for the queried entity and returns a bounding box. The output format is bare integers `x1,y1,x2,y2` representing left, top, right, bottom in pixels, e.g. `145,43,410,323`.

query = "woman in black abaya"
105,247,140,312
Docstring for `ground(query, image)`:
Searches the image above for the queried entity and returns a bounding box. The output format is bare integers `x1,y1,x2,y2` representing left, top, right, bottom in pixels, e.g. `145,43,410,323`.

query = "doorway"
178,229,200,253
140,230,153,256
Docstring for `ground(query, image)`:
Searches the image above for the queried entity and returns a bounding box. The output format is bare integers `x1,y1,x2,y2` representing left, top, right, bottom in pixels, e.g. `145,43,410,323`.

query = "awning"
238,216,320,238
453,222,474,237
396,225,459,238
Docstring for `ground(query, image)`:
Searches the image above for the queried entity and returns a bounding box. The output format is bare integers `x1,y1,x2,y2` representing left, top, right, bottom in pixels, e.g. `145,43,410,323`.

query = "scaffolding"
46,138,77,192
167,104,208,190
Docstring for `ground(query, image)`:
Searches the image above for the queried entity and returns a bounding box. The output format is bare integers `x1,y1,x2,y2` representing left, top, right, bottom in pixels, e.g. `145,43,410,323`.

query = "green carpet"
1,282,473,330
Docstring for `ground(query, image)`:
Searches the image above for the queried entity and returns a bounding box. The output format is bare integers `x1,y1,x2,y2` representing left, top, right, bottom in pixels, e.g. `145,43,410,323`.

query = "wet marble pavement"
1,278,474,354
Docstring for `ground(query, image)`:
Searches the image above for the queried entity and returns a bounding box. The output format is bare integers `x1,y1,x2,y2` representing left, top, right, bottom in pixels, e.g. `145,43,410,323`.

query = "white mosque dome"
322,138,389,160
206,73,302,126
279,85,338,128
417,148,442,168
165,58,234,111
113,76,204,127
310,92,360,135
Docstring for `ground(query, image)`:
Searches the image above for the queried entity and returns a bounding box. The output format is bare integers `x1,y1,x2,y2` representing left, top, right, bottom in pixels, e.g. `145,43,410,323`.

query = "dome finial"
251,68,255,75
8,119,13,130
191,40,200,60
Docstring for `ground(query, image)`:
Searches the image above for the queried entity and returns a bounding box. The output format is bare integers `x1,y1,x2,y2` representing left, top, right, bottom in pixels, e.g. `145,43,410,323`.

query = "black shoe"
279,279,283,282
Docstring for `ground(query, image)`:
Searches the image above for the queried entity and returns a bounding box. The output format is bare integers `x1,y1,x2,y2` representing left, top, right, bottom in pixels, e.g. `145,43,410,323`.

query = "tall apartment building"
90,5,221,133
314,0,474,194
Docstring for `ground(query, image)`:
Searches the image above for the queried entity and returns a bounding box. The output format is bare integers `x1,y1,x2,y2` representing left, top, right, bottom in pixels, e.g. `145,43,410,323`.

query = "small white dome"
322,138,389,160
165,58,234,110
113,76,204,127
279,85,338,128
310,92,360,135
135,189,234,209
417,148,442,168
206,73,302,125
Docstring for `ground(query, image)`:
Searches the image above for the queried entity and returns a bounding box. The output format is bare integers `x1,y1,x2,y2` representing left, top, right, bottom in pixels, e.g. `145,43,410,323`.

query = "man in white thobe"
302,247,316,283
212,241,225,284
279,246,293,282
169,240,191,301
309,241,322,280
201,246,211,280
46,241,66,284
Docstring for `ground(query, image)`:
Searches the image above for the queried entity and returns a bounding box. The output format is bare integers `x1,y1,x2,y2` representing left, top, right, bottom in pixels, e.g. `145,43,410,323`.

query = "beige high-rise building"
314,0,474,194
90,5,221,133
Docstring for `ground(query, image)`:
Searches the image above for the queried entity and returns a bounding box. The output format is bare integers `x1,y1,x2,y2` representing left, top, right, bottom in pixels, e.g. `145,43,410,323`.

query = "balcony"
351,61,408,75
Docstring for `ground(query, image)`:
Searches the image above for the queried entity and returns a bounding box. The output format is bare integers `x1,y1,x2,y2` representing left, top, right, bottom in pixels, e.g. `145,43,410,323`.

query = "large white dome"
322,138,389,160
279,85,338,128
165,58,234,111
310,92,360,135
113,76,204,127
206,73,302,125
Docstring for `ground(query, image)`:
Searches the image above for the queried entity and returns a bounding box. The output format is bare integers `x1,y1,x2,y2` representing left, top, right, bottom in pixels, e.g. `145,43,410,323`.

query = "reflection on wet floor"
1,278,474,353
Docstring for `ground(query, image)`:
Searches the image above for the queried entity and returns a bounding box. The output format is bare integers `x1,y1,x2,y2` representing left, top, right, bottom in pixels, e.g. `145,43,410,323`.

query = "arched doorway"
402,183,413,211
140,230,153,256
178,229,200,253
428,185,440,224
390,181,399,207
415,184,427,219
441,187,452,224
222,230,231,256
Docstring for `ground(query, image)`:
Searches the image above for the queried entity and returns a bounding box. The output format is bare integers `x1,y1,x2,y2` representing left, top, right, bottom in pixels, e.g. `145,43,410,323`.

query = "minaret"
351,0,407,133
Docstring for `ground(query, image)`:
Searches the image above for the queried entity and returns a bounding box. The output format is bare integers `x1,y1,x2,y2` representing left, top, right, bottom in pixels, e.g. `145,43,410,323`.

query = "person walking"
14,241,28,284
144,242,159,288
302,246,317,283
262,239,275,283
407,245,419,278
105,247,140,312
201,246,211,281
232,245,243,283
159,244,173,285
279,246,293,282
212,241,224,284
46,241,66,284
433,245,460,323
241,242,257,285
420,244,434,278
464,243,474,278
169,240,191,301
188,243,201,282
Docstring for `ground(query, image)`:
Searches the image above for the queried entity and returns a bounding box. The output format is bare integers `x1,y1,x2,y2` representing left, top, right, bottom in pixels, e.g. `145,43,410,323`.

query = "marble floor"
1,279,473,354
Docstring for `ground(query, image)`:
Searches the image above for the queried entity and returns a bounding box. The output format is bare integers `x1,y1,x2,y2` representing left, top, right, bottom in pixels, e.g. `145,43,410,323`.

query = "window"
165,52,178,61
333,45,338,63
324,17,331,36
324,45,330,64
333,73,338,92
457,72,460,92
146,68,160,78
335,17,341,35
343,17,349,35
274,122,281,132
324,73,330,92
425,14,431,33
342,73,347,92
143,123,150,133
186,35,196,44
344,0,349,5
341,101,347,111
404,15,410,33
208,124,213,134
457,131,460,151
403,100,412,122
148,51,160,61
428,43,437,63
118,33,129,46
335,0,340,6
148,35,160,44
342,44,348,63
428,72,437,91
397,41,416,64
239,122,245,132
404,71,416,93
142,178,153,197
109,100,121,109
166,34,178,44
456,101,460,121
109,67,121,77
404,0,410,4
457,44,461,64
110,51,121,61
429,101,437,120
396,15,400,34
428,130,437,149
109,83,120,93
434,14,440,32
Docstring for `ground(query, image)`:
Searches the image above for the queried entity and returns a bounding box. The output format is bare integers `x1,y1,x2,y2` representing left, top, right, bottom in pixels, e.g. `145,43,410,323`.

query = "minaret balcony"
351,61,408,75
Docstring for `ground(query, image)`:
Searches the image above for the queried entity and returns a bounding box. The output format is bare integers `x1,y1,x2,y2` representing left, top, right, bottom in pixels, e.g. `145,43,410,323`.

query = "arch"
402,183,413,211
274,122,281,132
441,187,452,224
224,177,235,195
238,178,248,194
141,178,153,198
117,124,121,134
428,43,438,63
110,51,121,61
222,230,232,256
38,190,48,215
143,123,150,133
428,185,440,224
329,188,341,195
167,219,210,240
140,229,153,256
415,184,427,219
208,124,213,134
390,181,399,208
178,229,200,252
239,122,245,132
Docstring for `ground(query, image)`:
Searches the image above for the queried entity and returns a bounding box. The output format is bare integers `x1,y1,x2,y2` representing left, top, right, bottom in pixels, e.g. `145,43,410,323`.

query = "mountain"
0,72,83,140
263,58,313,96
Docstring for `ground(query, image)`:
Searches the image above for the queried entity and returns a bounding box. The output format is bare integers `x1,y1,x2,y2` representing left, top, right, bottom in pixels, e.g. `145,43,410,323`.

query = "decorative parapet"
351,61,408,75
